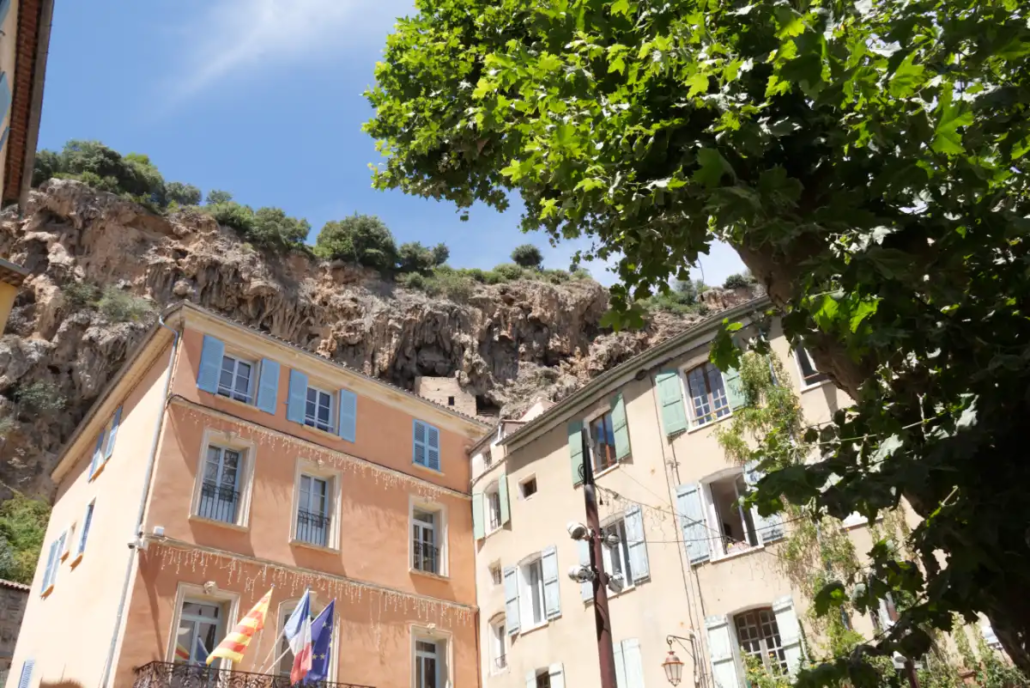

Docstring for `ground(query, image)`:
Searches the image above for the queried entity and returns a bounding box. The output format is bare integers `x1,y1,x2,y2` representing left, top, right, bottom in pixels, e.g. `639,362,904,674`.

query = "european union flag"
303,601,335,684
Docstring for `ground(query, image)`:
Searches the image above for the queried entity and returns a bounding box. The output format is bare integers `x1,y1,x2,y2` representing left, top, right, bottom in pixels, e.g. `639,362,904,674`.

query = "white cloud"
170,0,411,99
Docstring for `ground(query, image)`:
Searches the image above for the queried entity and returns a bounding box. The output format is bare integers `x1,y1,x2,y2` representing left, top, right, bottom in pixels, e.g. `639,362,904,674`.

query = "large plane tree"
364,0,1030,681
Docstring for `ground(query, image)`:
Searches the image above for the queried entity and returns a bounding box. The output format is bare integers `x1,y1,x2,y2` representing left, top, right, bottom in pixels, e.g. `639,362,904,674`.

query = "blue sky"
37,0,745,286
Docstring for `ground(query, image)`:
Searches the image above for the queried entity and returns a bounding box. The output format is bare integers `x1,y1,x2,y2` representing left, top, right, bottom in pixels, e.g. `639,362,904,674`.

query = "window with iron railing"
296,475,331,547
198,446,242,524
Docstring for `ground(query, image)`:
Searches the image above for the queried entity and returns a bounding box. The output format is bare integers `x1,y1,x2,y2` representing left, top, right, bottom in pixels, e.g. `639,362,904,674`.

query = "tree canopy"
510,243,544,269
314,214,400,272
366,0,1030,680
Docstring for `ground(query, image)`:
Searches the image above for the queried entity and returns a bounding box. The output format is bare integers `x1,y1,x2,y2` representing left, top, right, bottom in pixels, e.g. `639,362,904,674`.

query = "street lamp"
661,650,684,686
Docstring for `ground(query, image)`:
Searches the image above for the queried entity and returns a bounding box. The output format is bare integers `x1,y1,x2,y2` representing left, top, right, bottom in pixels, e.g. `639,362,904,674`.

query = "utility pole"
581,428,618,688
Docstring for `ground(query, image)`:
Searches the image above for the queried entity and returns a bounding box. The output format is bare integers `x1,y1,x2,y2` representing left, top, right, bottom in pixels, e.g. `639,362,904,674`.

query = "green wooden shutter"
676,483,710,564
504,567,520,635
610,393,631,460
197,335,225,394
568,421,584,486
656,371,688,436
498,473,510,525
624,506,649,583
724,366,745,409
541,545,561,619
472,492,484,540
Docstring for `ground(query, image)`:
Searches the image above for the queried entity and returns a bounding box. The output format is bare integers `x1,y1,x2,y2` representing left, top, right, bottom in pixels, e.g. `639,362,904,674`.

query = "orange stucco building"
5,303,487,688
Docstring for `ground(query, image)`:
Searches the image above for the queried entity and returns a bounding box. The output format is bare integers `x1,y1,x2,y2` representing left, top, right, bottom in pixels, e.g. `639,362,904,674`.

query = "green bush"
205,189,233,205
166,182,202,206
723,272,755,290
0,492,51,584
13,381,65,413
493,263,525,281
458,268,486,283
314,214,398,272
571,268,592,280
251,207,310,250
399,272,426,290
207,201,256,234
425,270,474,301
97,286,155,323
62,280,100,309
511,243,543,269
398,241,449,274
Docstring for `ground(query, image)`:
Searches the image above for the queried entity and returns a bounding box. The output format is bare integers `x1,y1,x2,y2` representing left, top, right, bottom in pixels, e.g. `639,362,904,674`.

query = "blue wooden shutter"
0,72,10,125
706,615,741,688
498,473,510,525
337,389,357,442
745,462,784,543
40,541,57,593
286,369,308,424
624,506,650,583
17,659,34,688
568,421,584,486
472,492,484,540
541,545,561,619
773,596,805,675
623,639,645,688
0,0,13,30
78,502,95,555
197,335,225,394
89,433,105,477
610,393,631,460
656,371,688,436
255,359,280,414
104,407,122,460
503,566,520,635
577,539,592,601
412,421,427,466
676,483,710,564
724,366,745,409
0,127,8,155
426,424,440,470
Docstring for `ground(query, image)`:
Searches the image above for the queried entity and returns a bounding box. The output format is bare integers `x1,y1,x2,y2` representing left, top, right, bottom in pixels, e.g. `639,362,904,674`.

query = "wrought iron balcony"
296,509,331,547
198,481,240,524
412,541,440,574
133,661,373,688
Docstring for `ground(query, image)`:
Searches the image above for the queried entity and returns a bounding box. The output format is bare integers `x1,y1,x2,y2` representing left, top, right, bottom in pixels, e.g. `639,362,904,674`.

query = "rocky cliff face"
0,180,757,499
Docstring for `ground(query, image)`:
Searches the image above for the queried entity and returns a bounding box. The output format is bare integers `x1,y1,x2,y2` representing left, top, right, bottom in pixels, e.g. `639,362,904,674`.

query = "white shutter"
525,672,536,688
504,567,520,635
541,546,561,619
744,462,784,543
773,596,804,675
624,506,650,583
676,484,710,564
623,639,645,688
614,641,627,688
549,663,566,688
705,615,741,688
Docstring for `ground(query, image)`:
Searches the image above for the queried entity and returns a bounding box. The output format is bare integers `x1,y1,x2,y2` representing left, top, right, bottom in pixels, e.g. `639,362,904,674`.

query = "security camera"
568,565,595,584
607,574,625,594
567,521,589,541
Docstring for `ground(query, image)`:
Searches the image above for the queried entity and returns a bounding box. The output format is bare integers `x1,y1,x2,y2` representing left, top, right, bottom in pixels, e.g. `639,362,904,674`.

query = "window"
686,362,730,426
88,407,123,479
412,509,440,574
707,473,759,556
735,608,788,675
413,420,441,471
414,637,445,688
519,558,546,629
305,386,335,433
795,346,829,386
76,501,95,558
588,411,618,472
534,669,552,688
447,396,455,406
175,599,224,665
486,488,502,532
296,475,331,547
218,354,255,403
40,533,64,595
520,477,538,499
16,660,34,688
483,450,492,468
871,593,900,633
276,602,332,677
602,519,633,589
489,563,503,586
198,445,242,524
489,616,507,672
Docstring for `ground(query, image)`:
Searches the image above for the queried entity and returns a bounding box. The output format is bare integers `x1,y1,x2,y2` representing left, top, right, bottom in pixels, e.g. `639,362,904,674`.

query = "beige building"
468,299,889,688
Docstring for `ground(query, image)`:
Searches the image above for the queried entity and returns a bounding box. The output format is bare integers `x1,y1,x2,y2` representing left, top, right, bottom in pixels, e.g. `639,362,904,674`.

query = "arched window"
734,607,788,674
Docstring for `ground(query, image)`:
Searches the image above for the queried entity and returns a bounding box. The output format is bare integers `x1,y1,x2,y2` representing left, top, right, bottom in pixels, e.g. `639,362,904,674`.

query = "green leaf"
849,298,879,332
687,73,709,98
812,294,840,331
774,7,806,39
611,0,631,17
813,581,847,616
692,148,735,188
889,53,925,98
709,321,743,371
931,86,974,155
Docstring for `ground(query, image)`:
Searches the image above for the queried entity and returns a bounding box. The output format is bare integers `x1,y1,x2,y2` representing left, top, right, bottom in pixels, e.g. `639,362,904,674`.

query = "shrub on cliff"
722,272,755,290
12,381,65,414
510,243,543,269
314,214,398,272
398,241,449,274
0,492,51,585
97,286,155,323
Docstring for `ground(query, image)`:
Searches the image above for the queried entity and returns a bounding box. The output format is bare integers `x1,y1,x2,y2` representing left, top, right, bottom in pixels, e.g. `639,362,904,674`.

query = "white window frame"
166,582,240,670
519,555,547,632
794,346,830,390
274,595,336,680
189,429,256,530
409,497,448,577
72,498,96,564
682,361,732,428
410,626,451,688
489,614,508,674
291,461,341,551
519,475,538,500
701,469,760,561
88,414,119,480
485,483,502,534
217,352,257,404
601,517,634,593
733,606,789,676
305,384,336,433
489,562,503,587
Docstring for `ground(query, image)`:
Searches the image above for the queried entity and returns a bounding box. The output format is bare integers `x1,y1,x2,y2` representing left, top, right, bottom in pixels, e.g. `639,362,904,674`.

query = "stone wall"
0,581,28,670
414,375,478,417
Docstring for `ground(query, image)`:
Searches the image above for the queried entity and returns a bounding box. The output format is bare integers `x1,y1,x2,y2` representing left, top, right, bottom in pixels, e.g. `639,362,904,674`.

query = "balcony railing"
198,482,240,524
133,662,373,688
296,509,331,547
412,541,440,574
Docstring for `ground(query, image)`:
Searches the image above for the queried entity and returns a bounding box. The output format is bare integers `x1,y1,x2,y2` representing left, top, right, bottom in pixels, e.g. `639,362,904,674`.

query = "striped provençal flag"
206,587,273,665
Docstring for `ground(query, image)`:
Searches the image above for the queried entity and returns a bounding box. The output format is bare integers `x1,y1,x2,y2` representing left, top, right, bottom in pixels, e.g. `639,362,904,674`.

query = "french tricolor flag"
285,590,313,685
